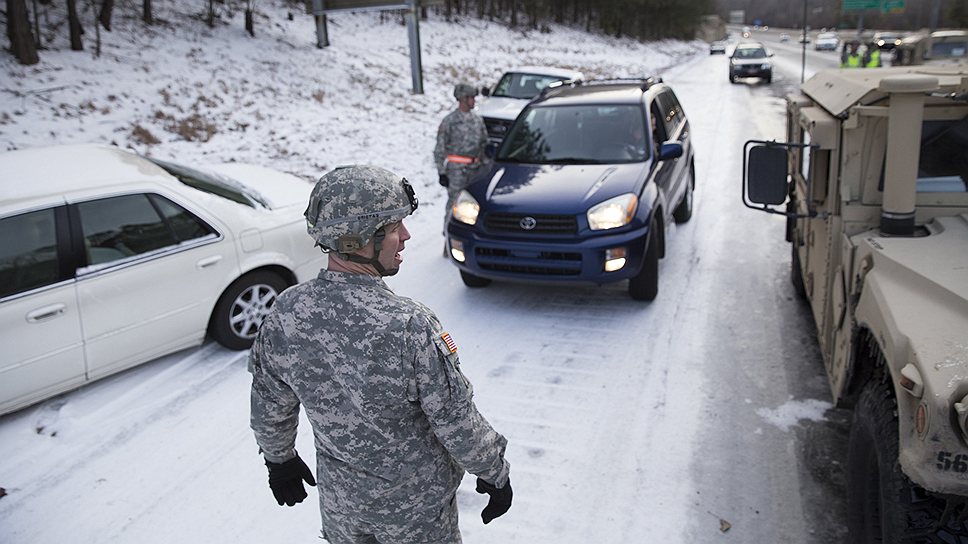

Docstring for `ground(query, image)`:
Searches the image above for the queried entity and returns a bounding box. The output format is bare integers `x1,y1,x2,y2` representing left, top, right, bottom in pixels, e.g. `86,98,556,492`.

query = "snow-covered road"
1,12,848,544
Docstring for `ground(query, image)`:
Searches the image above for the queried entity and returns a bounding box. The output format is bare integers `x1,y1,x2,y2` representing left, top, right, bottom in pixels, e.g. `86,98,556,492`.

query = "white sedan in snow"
0,144,326,415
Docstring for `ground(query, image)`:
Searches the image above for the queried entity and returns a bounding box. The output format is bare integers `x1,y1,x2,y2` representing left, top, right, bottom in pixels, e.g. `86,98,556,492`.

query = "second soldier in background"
434,83,489,251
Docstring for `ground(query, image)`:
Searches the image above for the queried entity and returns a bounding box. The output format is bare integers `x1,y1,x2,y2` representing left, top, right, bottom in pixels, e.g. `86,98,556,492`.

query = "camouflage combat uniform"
249,270,510,544
434,109,489,230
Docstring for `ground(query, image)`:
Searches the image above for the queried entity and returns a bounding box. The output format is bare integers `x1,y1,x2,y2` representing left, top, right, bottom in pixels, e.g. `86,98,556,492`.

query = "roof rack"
540,76,662,97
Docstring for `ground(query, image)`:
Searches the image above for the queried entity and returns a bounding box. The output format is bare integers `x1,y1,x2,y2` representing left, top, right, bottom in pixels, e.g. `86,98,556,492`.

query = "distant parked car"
709,39,728,54
779,33,791,43
477,66,584,144
814,32,840,51
446,78,696,301
872,31,903,50
799,34,811,44
0,144,326,415
729,42,774,83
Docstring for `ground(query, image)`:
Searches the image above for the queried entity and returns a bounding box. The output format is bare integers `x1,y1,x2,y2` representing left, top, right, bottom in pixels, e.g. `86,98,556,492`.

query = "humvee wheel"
848,375,968,543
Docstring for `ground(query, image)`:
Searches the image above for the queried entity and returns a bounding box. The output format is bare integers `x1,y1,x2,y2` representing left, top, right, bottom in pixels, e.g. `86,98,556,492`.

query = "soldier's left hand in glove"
476,477,512,523
265,455,317,506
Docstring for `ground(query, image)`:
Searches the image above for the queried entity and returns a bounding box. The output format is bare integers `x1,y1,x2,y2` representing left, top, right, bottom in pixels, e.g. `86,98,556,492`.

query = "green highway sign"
843,0,904,11
882,0,905,13
843,0,879,9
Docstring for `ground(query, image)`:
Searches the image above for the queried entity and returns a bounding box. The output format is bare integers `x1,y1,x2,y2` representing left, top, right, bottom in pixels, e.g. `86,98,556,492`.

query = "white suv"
477,66,584,143
0,144,326,415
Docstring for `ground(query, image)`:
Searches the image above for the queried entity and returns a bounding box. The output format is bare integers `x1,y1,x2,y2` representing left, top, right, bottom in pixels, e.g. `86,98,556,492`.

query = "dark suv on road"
729,42,773,83
445,78,695,301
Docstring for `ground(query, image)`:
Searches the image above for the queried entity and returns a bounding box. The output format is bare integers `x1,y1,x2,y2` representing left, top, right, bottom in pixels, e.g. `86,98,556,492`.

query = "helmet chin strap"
342,227,397,277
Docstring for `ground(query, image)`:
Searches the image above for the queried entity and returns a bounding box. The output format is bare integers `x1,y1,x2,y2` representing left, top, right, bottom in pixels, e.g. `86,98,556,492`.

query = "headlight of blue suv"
762,63,772,70
587,193,638,230
452,190,480,225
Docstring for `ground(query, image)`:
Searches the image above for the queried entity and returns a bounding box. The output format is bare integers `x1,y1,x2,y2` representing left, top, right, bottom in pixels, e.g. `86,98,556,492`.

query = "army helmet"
453,82,478,99
304,165,418,255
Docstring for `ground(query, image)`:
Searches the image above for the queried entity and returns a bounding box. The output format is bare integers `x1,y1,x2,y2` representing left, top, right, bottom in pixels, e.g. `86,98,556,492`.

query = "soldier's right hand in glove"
265,455,316,507
438,174,449,187
476,477,512,524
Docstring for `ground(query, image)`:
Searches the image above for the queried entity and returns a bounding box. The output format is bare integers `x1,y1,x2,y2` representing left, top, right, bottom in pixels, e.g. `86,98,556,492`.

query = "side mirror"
657,142,683,161
745,144,788,205
480,86,491,97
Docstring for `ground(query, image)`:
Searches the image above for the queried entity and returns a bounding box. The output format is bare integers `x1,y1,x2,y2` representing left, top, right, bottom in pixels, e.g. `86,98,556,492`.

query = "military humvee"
894,29,968,66
742,67,968,541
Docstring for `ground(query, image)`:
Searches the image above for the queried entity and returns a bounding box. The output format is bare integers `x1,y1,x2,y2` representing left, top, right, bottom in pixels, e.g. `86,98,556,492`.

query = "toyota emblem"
519,216,537,230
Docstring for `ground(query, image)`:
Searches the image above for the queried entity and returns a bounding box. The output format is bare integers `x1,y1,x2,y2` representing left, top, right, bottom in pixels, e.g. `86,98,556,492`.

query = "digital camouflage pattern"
434,109,489,229
453,83,478,99
249,270,510,543
304,165,418,254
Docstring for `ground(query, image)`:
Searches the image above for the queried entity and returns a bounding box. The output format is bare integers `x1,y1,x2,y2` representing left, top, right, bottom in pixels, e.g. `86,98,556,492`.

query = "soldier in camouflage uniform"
249,165,512,544
434,83,489,235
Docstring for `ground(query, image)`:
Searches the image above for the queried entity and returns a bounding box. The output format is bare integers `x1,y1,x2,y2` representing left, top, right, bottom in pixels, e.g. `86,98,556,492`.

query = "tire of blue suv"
460,270,491,288
210,270,288,350
672,161,695,224
628,217,660,301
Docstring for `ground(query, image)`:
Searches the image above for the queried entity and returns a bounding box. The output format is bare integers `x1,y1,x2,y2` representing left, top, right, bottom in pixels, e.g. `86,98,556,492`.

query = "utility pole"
801,0,808,83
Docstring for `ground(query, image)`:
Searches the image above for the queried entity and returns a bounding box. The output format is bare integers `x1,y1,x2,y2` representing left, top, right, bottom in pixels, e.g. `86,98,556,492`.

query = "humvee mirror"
747,144,788,205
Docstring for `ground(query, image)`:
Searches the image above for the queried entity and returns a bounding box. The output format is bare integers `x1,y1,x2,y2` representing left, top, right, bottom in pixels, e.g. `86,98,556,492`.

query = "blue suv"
446,78,695,300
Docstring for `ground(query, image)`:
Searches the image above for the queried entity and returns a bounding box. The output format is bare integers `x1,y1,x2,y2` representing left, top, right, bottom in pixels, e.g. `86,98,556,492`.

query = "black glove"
438,174,449,187
476,477,512,524
265,455,316,507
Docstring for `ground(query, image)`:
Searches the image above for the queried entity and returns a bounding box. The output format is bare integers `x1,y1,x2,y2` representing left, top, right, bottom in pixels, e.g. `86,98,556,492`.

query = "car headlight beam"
452,190,480,225
587,193,638,231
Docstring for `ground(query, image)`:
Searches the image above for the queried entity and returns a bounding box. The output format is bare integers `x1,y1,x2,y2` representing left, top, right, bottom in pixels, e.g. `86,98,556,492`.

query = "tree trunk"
67,0,83,50
31,0,41,48
207,0,214,27
509,0,516,26
144,0,153,25
6,0,40,64
245,9,254,36
98,0,114,30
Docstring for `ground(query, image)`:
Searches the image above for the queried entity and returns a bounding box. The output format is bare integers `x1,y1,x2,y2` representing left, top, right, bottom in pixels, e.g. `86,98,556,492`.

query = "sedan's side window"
149,195,216,242
77,194,177,266
0,208,61,298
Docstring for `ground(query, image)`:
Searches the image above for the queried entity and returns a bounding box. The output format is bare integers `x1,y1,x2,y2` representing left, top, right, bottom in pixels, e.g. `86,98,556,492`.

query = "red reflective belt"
446,154,475,165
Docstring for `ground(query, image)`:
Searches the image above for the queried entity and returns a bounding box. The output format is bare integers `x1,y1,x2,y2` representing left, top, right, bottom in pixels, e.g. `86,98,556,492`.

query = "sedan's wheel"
460,270,491,288
673,161,695,224
729,74,737,84
628,218,659,301
847,373,968,543
210,271,287,350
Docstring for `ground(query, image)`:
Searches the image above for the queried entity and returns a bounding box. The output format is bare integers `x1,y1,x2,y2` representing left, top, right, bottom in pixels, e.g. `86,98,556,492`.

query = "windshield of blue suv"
496,104,650,164
492,73,570,99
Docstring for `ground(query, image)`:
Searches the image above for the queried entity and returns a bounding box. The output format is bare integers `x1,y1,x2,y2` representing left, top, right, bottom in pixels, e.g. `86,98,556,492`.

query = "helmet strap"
342,227,391,276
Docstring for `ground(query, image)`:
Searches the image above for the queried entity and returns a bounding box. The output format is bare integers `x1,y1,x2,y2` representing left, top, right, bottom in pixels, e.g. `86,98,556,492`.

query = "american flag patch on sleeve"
440,332,458,354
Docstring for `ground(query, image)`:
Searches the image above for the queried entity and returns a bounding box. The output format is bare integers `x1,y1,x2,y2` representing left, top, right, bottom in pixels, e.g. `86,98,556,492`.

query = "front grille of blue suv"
446,78,696,301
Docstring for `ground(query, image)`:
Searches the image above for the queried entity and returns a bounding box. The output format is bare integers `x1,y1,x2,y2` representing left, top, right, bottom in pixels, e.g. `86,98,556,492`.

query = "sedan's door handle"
196,255,223,269
26,303,66,323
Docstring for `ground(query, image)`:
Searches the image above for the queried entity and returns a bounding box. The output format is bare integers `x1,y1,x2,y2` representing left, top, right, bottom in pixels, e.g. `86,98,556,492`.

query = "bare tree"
67,0,83,50
6,0,40,64
144,0,154,25
98,0,114,30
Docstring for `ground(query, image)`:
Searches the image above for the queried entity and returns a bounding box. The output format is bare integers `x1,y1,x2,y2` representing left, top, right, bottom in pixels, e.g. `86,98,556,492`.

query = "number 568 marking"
936,451,968,472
